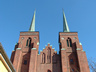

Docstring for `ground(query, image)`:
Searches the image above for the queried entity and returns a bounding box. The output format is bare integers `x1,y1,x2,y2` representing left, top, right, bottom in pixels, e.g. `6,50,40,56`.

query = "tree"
88,58,96,72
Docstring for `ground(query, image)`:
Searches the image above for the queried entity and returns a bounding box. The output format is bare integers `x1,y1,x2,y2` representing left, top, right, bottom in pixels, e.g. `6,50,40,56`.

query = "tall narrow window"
26,39,28,46
29,39,31,47
26,38,31,47
47,47,51,63
66,37,72,47
67,40,69,47
42,53,45,63
70,39,72,47
24,60,27,65
70,59,74,64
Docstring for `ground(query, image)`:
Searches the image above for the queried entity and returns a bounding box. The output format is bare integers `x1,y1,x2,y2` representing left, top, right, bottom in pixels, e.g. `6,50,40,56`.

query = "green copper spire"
29,10,36,31
63,10,70,32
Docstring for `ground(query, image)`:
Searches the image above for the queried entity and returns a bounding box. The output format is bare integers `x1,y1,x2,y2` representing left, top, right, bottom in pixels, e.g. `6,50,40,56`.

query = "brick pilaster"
29,48,37,72
61,48,68,72
13,48,22,72
83,51,90,72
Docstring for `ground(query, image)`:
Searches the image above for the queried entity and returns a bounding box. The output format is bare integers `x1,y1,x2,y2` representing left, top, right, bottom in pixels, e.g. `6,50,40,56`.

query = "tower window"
24,60,27,65
70,59,74,64
67,40,69,47
26,38,31,47
66,37,72,47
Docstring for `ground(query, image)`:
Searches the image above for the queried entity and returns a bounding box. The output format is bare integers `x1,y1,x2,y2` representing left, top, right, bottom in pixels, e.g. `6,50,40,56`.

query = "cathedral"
10,10,90,72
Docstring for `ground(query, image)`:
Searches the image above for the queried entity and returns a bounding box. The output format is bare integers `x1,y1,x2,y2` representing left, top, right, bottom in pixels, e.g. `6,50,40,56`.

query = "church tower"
10,10,90,72
59,11,90,72
11,10,39,72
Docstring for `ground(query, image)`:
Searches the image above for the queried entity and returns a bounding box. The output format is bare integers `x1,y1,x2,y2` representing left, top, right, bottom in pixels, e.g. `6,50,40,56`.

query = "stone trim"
79,42,82,45
20,33,38,36
37,42,39,45
76,48,81,50
32,48,36,50
16,48,21,50
61,48,66,50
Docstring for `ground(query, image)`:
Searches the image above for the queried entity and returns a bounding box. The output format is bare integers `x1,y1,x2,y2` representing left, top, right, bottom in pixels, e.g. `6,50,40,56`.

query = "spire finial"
63,9,70,32
29,10,36,31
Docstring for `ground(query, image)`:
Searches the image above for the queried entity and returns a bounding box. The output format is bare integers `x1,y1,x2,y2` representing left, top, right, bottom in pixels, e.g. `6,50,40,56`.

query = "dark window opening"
29,39,31,47
26,38,31,47
70,39,72,47
24,60,27,65
66,38,72,47
72,68,74,72
67,40,69,47
70,59,74,64
47,70,51,72
26,39,28,46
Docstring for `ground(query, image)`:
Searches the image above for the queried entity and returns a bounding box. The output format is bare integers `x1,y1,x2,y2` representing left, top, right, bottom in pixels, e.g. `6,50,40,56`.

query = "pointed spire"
29,10,36,31
63,10,70,32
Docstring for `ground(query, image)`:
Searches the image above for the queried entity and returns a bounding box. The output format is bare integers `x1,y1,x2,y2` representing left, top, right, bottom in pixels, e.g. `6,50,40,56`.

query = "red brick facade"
10,31,90,72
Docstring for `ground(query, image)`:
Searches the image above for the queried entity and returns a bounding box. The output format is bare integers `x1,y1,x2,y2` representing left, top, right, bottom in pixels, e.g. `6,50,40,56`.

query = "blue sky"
0,0,96,70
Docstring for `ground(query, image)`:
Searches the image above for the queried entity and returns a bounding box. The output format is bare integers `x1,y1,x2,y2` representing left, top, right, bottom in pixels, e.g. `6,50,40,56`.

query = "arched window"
42,53,45,63
47,47,51,63
26,38,31,47
47,70,51,72
66,37,72,47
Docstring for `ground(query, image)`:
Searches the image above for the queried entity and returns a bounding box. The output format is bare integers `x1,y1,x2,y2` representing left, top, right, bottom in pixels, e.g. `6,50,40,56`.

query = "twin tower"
10,11,90,72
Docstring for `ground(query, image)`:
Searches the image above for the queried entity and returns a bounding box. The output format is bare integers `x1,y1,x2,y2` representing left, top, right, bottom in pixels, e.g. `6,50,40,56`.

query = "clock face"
61,37,64,40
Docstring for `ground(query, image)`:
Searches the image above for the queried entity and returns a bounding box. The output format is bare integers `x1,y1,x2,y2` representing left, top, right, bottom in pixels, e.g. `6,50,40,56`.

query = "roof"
0,43,16,72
